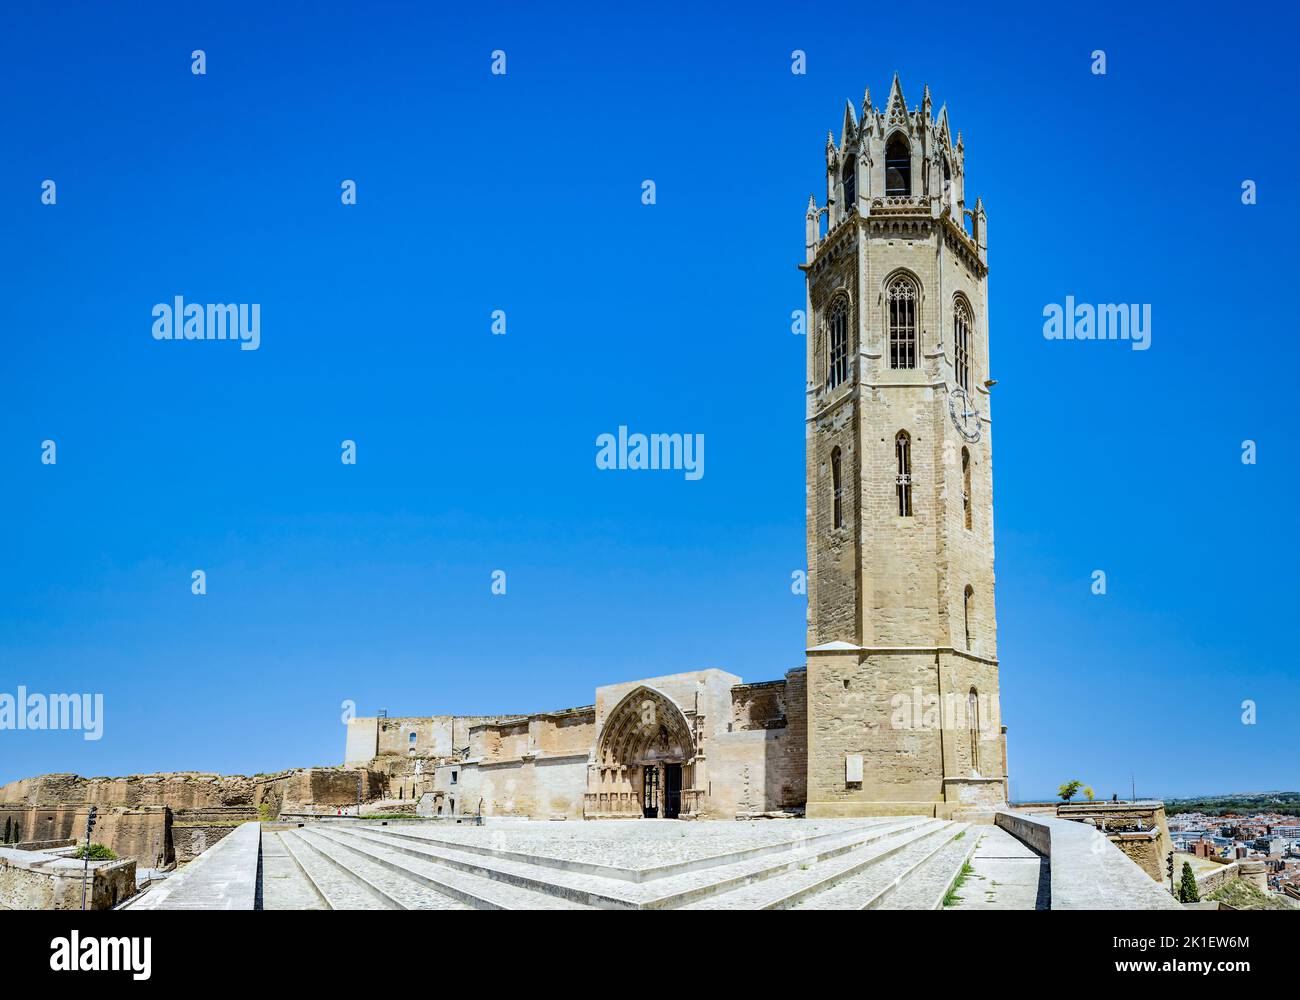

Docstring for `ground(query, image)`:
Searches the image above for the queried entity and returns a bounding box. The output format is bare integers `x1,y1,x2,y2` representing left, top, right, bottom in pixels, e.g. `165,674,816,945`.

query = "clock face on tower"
948,387,981,442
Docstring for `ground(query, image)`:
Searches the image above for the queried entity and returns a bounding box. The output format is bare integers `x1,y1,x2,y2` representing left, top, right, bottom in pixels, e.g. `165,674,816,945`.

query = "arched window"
841,156,857,210
885,133,911,196
895,431,912,517
953,297,972,392
963,585,974,650
887,275,918,370
831,446,843,529
827,297,849,389
968,687,981,775
961,446,972,530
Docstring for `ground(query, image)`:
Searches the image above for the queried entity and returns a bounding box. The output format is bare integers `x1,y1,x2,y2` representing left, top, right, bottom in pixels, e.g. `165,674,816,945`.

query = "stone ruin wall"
0,767,386,866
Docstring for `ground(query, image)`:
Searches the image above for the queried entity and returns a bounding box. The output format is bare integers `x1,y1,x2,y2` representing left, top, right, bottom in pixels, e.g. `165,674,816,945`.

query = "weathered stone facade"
342,666,812,821
800,79,1006,819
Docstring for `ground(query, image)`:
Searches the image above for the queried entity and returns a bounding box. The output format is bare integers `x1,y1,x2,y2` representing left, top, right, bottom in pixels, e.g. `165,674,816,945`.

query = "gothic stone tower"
801,77,1007,819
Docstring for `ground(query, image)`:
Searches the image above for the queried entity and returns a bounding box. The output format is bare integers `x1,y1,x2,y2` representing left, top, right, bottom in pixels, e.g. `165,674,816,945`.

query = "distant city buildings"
1166,809,1300,898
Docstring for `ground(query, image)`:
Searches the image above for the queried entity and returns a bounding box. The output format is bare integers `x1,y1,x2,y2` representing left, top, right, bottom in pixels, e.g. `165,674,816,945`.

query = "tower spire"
886,73,910,129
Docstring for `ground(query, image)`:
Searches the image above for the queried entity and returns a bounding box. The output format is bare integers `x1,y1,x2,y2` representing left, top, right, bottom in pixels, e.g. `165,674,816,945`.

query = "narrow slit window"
895,431,913,517
968,687,981,774
841,156,856,211
831,446,843,529
888,276,918,370
962,447,972,530
963,585,974,650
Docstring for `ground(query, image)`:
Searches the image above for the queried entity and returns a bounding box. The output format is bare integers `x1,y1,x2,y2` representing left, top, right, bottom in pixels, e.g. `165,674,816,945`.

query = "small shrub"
72,843,117,861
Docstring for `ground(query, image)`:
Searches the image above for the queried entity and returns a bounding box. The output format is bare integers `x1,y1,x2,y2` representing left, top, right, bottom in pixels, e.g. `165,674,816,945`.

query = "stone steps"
260,829,329,910
308,826,591,910
877,824,979,910
311,817,941,910
278,830,402,910
257,818,982,910
293,829,472,911
678,819,952,910
788,822,971,910
370,816,908,883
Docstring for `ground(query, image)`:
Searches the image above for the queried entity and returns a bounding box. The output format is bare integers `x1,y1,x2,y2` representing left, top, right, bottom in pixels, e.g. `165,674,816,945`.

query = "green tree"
1083,785,1095,802
1058,780,1083,802
1178,862,1200,903
3,816,10,843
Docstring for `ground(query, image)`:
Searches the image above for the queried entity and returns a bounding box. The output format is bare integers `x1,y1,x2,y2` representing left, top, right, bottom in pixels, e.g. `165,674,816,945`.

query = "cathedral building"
346,79,1008,822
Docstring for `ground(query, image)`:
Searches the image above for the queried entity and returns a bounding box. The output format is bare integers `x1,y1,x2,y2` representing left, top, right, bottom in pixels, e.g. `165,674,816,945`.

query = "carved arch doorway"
591,686,695,819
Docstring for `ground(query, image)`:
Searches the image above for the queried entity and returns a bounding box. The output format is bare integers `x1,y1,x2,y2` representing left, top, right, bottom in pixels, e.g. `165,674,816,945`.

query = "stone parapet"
125,821,260,910
996,811,1183,910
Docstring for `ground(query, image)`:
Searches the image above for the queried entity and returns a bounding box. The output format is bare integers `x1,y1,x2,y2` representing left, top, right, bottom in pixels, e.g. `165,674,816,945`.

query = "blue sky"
2,1,1296,799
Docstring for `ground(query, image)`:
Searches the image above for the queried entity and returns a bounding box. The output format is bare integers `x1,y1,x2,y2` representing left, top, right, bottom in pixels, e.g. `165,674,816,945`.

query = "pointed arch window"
954,296,972,392
961,446,972,530
885,133,911,196
827,297,850,389
968,687,981,775
831,446,844,529
895,431,913,517
963,585,974,651
841,155,857,211
887,275,918,370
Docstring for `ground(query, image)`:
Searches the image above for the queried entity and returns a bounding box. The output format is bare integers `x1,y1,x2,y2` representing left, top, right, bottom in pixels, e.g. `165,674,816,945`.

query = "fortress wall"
452,754,587,819
782,669,808,807
533,712,596,756
344,718,378,765
730,681,788,731
277,768,386,812
0,804,170,867
364,715,506,760
706,668,807,817
85,807,171,867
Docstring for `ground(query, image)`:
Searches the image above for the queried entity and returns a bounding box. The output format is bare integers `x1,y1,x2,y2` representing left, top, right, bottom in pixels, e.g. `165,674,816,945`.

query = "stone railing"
124,820,260,910
1195,859,1268,896
996,811,1183,910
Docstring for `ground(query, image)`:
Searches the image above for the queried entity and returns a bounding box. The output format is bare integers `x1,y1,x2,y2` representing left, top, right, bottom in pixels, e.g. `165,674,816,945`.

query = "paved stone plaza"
257,817,979,910
120,812,1185,911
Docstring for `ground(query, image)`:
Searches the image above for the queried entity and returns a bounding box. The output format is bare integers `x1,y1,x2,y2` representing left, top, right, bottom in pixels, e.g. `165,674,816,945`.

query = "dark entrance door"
664,764,682,819
642,766,659,818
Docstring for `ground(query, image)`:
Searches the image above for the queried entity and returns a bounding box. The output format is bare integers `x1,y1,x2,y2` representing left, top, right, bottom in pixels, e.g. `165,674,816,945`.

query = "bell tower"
801,77,1007,819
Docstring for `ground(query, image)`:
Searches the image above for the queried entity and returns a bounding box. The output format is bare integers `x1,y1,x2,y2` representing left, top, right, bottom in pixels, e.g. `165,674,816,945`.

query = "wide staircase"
261,817,978,911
